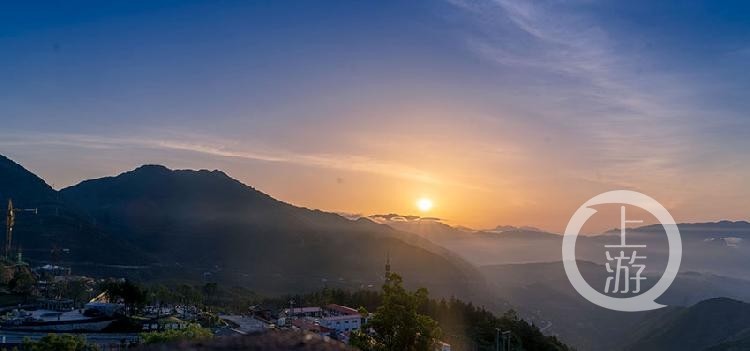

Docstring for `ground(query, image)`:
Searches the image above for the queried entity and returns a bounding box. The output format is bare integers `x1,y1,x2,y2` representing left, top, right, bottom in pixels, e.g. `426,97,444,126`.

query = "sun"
416,198,434,213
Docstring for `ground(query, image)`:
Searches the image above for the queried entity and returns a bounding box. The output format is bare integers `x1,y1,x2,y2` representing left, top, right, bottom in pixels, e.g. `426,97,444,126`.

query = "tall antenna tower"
5,199,37,261
385,251,391,279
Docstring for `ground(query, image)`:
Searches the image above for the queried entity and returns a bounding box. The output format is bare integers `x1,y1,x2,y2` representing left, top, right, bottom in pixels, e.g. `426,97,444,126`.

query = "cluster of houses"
220,304,451,351
220,303,363,343
284,304,363,343
1,258,452,350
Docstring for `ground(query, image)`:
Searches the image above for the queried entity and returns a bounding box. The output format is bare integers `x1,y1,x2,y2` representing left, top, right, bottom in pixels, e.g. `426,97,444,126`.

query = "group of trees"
350,273,441,351
0,263,37,303
140,324,213,344
268,273,571,351
0,268,219,314
8,269,35,302
99,280,257,315
422,299,570,351
0,263,91,306
100,280,148,315
20,334,99,351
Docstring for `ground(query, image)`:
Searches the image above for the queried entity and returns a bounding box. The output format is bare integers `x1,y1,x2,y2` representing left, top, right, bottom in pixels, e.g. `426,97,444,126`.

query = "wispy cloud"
0,131,481,189
448,0,710,187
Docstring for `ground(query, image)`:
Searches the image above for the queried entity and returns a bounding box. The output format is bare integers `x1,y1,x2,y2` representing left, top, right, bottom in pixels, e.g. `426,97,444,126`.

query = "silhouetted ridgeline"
0,155,484,300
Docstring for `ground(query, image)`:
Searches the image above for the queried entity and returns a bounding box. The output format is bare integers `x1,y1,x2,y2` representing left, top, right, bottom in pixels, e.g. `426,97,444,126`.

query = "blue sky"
1,0,749,230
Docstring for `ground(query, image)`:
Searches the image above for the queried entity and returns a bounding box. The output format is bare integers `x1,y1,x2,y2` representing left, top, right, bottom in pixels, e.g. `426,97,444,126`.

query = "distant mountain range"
0,155,485,299
485,225,543,233
480,260,750,351
625,298,750,351
379,215,750,350
375,217,566,265
379,215,750,278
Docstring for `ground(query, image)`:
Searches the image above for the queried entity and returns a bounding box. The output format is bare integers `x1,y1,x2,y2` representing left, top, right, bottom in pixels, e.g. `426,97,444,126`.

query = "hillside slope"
59,164,483,297
0,154,483,299
625,298,750,351
0,155,147,265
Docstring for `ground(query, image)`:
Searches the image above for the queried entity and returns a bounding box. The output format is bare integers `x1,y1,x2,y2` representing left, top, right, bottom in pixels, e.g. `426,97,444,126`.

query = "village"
0,259,456,350
1,199,402,350
0,258,410,350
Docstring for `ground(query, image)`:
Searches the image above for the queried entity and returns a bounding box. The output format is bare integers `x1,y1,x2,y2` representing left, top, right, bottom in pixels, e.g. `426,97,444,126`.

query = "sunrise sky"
2,1,749,232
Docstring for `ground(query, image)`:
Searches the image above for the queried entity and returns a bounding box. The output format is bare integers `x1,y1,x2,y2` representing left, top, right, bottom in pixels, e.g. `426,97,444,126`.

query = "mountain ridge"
624,297,750,351
0,155,485,298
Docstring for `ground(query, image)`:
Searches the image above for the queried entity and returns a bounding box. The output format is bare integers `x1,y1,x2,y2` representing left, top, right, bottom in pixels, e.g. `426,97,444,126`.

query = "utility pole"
5,199,37,261
495,328,500,351
496,328,513,351
385,251,391,279
502,330,512,351
288,298,295,327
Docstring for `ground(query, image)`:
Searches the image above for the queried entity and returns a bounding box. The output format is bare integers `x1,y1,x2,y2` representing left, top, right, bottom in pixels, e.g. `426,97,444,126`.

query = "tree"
22,334,99,351
63,280,91,307
352,273,441,351
101,280,146,315
9,269,36,303
176,284,200,305
153,285,175,307
201,282,218,308
0,263,14,285
421,297,571,351
140,324,212,344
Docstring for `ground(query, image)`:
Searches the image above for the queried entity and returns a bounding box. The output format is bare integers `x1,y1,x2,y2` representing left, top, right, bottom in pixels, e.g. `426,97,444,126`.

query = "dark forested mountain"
0,155,147,264
0,154,483,298
57,163,484,297
625,298,750,351
0,155,56,204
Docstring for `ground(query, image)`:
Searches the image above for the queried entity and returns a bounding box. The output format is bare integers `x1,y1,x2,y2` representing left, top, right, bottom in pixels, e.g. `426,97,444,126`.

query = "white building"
285,306,322,318
319,304,361,333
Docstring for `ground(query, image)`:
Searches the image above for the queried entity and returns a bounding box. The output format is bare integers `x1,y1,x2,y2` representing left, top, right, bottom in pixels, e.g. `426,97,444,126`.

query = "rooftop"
324,305,359,316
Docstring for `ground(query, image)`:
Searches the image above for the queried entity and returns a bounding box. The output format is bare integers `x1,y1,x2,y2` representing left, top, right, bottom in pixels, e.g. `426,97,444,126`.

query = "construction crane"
5,199,37,261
